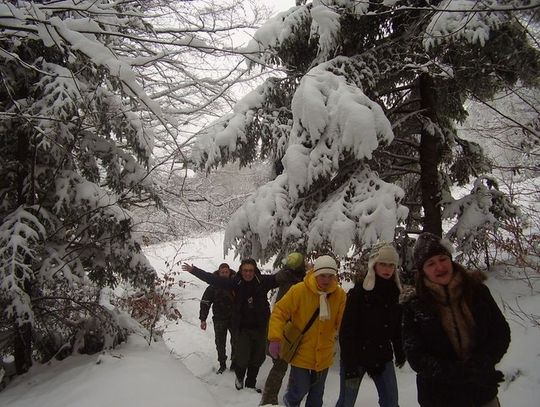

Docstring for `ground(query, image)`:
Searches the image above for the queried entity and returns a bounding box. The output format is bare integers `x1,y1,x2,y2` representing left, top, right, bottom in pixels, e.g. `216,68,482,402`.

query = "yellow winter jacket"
268,270,346,372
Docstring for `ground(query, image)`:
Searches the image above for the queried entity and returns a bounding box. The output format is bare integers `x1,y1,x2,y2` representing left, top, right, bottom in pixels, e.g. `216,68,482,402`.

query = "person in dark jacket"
182,258,282,393
336,242,405,407
261,252,307,406
402,232,511,407
199,263,236,374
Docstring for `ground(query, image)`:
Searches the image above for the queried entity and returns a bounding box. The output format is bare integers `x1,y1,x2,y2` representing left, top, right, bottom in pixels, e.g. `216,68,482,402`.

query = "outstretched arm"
181,263,234,289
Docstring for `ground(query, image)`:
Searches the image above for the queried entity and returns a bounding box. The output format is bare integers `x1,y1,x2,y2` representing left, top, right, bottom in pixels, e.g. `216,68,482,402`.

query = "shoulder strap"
300,293,332,334
301,308,320,334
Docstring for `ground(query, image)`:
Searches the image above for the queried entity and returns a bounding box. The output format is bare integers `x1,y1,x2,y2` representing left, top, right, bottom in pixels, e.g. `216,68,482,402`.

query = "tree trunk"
13,125,33,374
14,323,32,374
419,74,443,237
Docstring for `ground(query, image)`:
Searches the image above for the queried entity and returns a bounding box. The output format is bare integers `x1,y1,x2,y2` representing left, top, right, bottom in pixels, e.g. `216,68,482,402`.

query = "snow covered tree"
0,0,264,373
456,86,540,269
191,0,540,264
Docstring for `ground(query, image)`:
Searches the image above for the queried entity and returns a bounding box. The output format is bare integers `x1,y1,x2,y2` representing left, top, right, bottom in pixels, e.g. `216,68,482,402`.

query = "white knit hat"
313,255,338,277
363,242,401,292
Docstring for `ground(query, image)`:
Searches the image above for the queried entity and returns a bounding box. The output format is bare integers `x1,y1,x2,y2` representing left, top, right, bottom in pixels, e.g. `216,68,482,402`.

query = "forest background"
0,0,539,402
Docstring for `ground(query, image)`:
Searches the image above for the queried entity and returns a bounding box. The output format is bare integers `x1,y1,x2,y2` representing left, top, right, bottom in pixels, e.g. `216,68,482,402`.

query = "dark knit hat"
413,232,453,271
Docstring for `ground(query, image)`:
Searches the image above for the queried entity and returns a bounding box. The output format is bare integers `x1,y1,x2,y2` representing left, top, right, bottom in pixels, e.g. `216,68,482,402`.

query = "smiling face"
241,264,256,282
422,254,454,286
374,262,396,280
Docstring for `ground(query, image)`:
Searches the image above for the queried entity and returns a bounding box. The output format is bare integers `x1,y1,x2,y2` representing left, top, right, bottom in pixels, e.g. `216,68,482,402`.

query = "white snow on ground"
0,232,539,406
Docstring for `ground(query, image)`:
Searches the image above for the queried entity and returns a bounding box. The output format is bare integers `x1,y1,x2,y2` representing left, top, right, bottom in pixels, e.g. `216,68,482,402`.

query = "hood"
304,269,339,294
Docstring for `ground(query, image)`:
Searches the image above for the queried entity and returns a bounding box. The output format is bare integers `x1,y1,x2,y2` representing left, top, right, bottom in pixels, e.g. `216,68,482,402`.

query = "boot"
217,362,226,374
245,366,261,393
235,366,246,390
235,376,244,390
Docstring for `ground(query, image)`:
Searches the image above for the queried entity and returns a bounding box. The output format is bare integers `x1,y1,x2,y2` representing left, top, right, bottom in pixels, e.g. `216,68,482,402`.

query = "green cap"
283,252,304,270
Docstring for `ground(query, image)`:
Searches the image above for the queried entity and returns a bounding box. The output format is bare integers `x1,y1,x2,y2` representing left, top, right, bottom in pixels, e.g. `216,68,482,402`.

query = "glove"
268,341,281,359
465,360,504,386
200,320,207,330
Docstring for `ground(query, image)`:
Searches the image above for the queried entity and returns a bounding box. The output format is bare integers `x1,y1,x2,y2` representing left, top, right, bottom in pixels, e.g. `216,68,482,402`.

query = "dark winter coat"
199,269,235,322
191,266,280,331
275,265,306,302
402,265,510,407
339,275,404,377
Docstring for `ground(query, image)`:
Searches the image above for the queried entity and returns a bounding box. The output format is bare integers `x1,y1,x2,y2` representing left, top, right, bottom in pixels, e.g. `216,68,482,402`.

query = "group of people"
181,232,510,407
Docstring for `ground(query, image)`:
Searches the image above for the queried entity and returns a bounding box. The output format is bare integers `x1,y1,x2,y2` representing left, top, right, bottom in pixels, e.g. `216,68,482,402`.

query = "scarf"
424,271,477,360
317,290,331,321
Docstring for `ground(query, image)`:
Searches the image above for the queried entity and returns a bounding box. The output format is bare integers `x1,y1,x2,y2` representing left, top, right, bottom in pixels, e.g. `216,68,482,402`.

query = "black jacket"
191,266,280,331
339,275,404,376
402,267,510,406
275,266,306,302
199,270,235,322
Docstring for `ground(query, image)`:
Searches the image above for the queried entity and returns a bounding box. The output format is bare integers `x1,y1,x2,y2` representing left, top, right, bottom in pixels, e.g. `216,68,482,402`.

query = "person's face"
374,262,396,279
218,267,230,278
241,265,256,282
422,254,453,285
315,273,335,290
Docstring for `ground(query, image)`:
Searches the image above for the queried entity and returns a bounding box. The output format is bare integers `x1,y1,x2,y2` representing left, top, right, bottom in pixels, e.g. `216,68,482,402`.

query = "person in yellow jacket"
267,254,346,407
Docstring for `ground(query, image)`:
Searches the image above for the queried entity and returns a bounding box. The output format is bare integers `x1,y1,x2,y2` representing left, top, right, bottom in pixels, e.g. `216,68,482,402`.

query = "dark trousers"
213,319,235,366
234,327,267,387
261,356,289,405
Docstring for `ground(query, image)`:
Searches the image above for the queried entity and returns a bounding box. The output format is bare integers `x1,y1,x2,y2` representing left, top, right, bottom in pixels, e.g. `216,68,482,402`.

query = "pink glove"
268,341,281,359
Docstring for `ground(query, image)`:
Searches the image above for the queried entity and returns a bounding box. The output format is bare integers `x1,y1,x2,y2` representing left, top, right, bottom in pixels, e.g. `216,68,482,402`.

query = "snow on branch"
193,80,270,170
307,168,408,256
244,0,369,66
310,4,341,63
0,206,48,325
223,174,291,260
243,5,309,65
221,60,405,260
1,1,161,118
423,0,507,49
442,175,520,251
287,63,394,197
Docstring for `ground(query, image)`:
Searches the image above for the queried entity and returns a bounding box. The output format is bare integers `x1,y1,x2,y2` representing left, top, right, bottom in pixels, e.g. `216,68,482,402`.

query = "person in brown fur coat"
402,232,510,407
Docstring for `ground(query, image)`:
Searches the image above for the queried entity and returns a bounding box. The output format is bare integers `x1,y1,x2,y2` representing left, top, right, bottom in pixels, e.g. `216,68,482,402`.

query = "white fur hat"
313,255,338,277
363,242,401,292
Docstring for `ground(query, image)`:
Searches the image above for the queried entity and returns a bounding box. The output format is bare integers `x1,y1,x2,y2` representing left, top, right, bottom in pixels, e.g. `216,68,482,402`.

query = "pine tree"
192,0,540,264
0,0,263,372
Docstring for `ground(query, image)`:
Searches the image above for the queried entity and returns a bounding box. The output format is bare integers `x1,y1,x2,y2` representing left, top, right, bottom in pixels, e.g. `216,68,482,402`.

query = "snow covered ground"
1,232,539,406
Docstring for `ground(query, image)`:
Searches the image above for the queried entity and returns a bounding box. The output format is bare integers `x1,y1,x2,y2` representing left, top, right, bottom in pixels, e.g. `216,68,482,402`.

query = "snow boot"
235,377,244,390
217,363,227,374
245,384,262,393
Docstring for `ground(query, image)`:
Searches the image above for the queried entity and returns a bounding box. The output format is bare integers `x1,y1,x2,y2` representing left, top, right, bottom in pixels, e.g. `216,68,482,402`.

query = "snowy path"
153,237,419,406
0,236,537,407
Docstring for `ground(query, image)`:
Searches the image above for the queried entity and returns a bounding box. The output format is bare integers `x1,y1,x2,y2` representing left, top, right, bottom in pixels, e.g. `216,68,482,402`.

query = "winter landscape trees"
0,0,266,374
192,0,540,269
1,0,539,386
